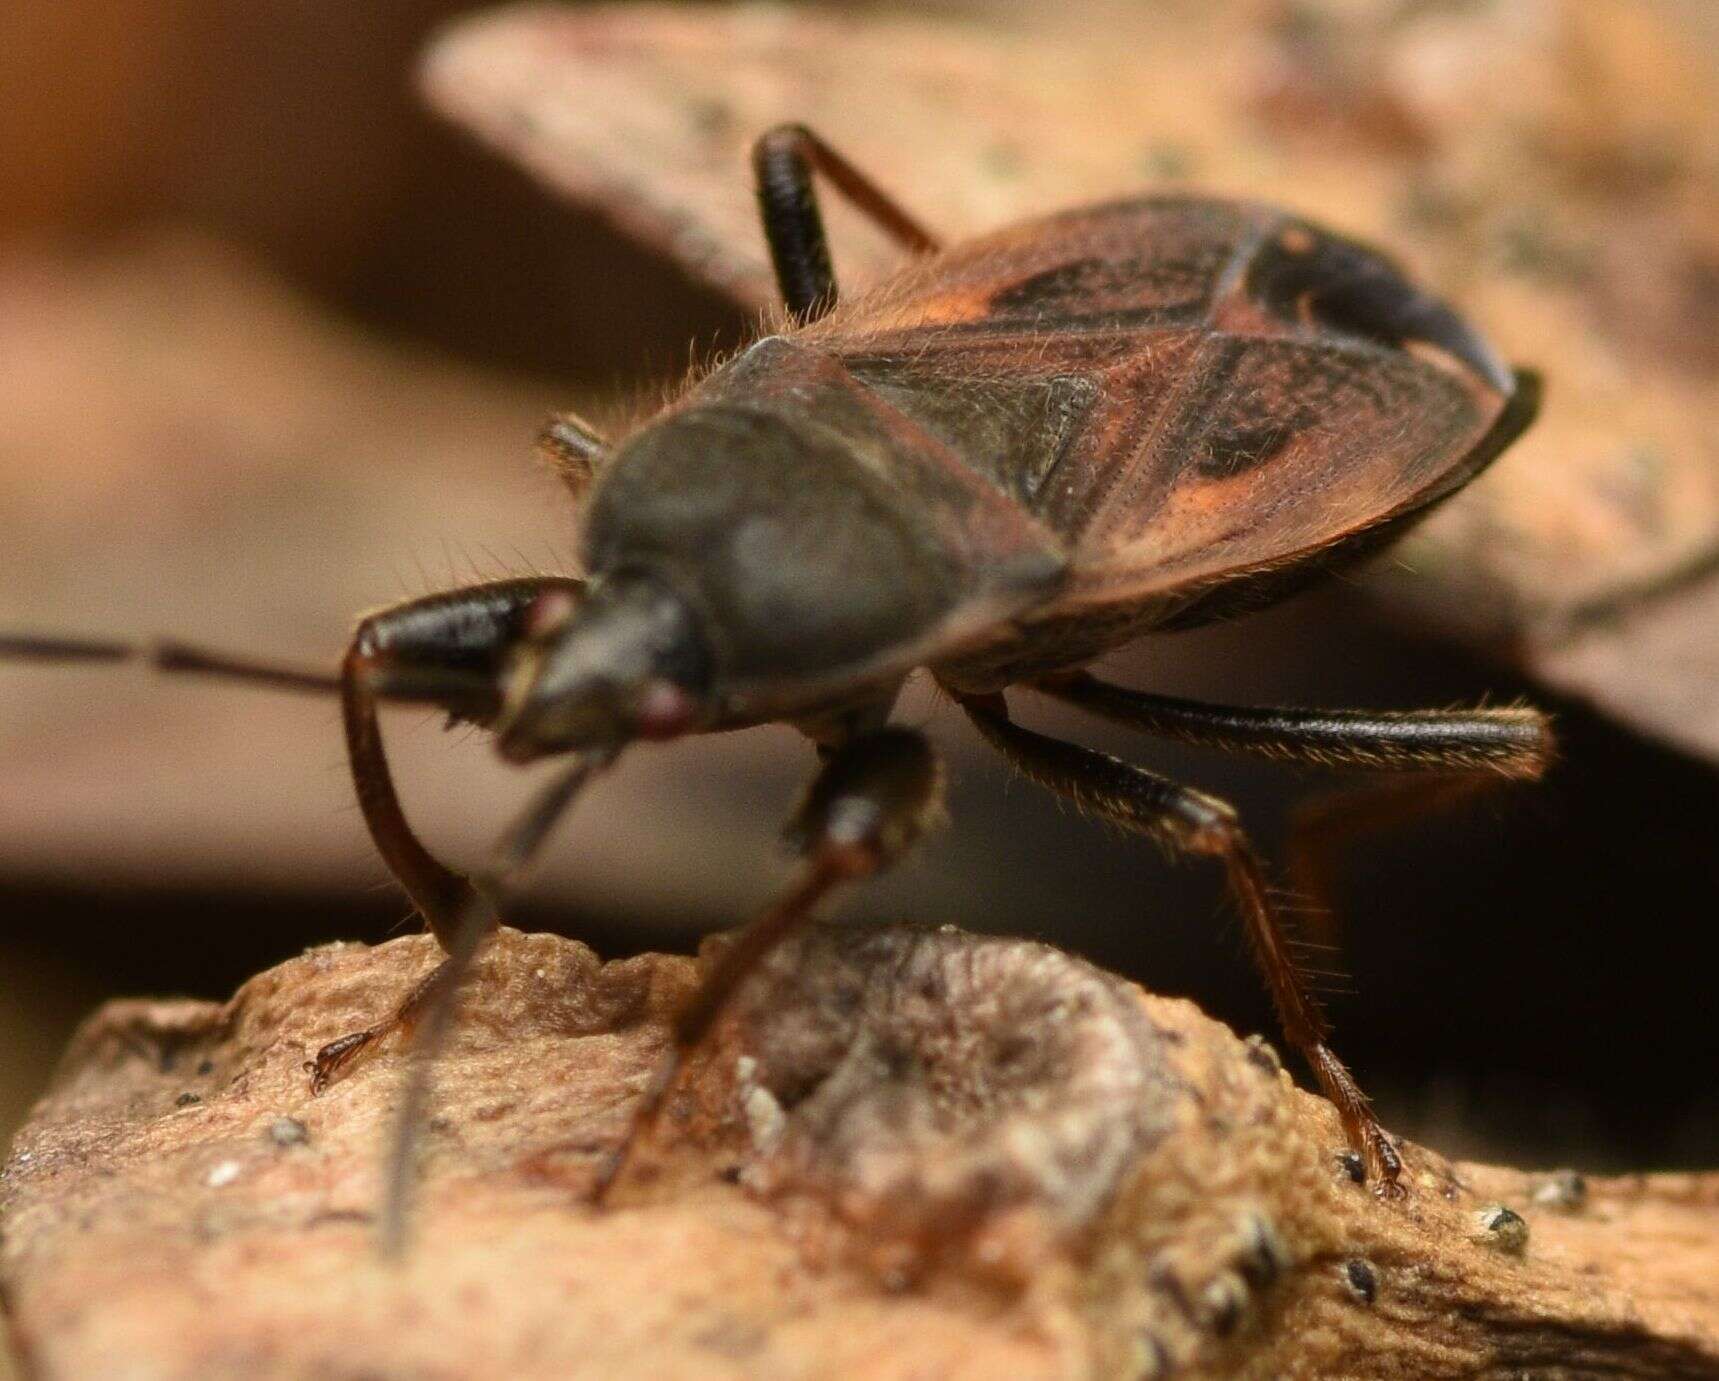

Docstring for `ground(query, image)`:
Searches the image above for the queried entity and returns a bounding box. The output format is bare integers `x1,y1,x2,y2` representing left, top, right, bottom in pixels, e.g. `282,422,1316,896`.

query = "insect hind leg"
1033,670,1554,778
752,123,940,324
1284,771,1518,951
1032,670,1553,947
956,689,1405,1195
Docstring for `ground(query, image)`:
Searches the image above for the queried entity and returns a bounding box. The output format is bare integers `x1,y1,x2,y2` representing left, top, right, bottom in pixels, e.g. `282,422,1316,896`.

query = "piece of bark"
3,925,1714,1379
421,0,1719,762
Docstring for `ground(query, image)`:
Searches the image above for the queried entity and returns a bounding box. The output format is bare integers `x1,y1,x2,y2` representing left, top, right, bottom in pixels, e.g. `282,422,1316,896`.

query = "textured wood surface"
3,924,1714,1379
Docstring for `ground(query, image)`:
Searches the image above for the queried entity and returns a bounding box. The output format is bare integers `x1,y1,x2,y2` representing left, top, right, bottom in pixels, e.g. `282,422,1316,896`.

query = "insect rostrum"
2,123,1549,1229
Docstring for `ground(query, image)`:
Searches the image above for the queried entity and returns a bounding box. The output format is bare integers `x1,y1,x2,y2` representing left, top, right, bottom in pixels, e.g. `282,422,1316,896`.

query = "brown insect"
3,125,1550,1237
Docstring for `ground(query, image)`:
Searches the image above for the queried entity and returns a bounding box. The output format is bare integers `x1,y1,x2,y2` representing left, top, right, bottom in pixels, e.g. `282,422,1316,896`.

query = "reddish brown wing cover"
424,2,1719,762
808,198,1511,610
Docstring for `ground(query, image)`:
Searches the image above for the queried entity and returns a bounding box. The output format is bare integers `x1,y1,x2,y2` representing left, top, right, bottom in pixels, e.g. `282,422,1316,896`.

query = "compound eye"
1247,224,1513,394
625,679,696,740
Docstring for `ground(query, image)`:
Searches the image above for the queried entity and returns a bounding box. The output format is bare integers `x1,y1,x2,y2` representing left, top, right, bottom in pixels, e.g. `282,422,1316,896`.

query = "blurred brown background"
2,0,1716,1196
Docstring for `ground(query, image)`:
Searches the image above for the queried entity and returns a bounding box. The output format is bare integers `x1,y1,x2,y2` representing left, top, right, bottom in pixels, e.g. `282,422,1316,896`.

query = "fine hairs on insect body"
1,122,1551,1248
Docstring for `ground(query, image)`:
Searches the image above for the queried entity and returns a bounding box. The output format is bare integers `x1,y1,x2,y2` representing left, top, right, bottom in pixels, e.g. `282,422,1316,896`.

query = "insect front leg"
4,578,589,1091
591,725,945,1204
377,752,606,1255
957,690,1406,1196
310,576,587,1092
752,123,940,323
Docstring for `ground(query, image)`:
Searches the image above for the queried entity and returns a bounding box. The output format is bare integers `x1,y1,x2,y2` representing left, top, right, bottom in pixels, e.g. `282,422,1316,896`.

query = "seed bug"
3,123,1550,1234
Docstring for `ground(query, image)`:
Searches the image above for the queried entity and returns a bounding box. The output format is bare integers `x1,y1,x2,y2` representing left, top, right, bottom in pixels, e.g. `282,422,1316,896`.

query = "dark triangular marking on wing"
843,357,1100,507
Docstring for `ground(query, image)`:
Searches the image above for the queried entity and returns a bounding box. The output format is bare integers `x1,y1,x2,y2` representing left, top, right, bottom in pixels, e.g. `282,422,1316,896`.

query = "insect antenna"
377,748,613,1259
0,632,339,693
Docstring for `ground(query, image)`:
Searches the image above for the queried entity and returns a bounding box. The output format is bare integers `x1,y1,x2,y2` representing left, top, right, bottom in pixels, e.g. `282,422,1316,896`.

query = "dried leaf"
423,0,1719,756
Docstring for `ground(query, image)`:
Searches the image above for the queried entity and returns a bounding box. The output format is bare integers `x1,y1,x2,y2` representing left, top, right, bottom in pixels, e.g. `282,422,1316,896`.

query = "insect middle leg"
591,725,944,1203
752,123,940,323
956,689,1406,1194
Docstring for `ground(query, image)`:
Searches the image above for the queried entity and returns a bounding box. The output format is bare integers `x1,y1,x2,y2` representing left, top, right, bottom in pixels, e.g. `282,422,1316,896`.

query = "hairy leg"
1036,669,1552,944
959,689,1404,1193
1035,670,1552,777
752,122,940,323
591,725,944,1203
